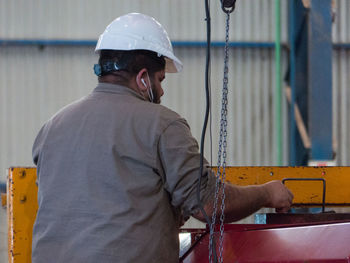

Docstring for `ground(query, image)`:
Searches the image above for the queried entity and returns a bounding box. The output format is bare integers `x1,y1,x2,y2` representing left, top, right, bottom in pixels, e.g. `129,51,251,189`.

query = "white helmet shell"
95,13,182,73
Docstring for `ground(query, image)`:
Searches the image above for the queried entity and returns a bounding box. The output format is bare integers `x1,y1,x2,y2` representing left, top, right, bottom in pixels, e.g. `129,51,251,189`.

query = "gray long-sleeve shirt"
32,83,215,263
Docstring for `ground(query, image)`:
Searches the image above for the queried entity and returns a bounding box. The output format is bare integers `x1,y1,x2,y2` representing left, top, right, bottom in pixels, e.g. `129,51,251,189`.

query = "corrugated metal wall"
333,49,350,165
0,0,292,181
1,0,288,41
332,0,350,165
0,45,288,172
163,47,289,167
333,0,350,42
0,0,350,261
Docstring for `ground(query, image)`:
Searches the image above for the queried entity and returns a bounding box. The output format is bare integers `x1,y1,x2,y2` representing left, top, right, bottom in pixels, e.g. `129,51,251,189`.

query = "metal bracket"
282,177,326,212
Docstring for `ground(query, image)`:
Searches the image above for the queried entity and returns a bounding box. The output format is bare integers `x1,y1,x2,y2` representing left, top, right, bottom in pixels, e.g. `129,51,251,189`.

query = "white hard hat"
95,13,183,73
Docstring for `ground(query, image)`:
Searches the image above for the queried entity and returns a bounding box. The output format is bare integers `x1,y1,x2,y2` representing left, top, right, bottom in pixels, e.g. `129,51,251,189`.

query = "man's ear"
136,68,148,91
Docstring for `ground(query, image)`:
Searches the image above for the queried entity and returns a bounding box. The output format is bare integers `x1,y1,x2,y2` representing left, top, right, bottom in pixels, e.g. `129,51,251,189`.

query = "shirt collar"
93,82,146,101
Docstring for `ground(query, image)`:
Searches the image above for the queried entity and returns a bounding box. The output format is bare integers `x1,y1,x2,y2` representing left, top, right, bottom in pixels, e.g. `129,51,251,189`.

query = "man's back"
32,83,213,262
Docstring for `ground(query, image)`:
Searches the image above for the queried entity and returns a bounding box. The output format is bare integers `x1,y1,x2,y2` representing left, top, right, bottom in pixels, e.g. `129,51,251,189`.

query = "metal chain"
218,12,231,263
209,169,221,262
209,11,231,263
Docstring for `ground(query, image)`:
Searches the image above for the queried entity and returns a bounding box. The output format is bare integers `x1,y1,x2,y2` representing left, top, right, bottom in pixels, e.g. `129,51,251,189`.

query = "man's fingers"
287,188,294,200
277,185,293,213
283,185,294,205
276,200,292,213
264,180,294,210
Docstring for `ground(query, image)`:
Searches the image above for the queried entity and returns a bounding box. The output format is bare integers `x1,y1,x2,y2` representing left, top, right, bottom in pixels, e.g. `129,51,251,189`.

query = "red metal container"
181,221,350,263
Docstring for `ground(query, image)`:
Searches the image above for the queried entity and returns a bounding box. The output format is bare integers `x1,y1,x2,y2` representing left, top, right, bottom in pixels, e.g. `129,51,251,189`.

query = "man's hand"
263,180,294,213
194,179,295,223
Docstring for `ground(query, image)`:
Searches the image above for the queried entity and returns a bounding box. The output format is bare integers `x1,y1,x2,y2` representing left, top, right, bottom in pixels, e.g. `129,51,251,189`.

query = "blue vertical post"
288,0,296,165
288,0,333,165
308,0,333,160
288,0,309,166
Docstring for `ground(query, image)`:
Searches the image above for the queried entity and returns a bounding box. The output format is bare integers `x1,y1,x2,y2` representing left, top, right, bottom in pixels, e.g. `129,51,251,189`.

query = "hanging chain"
209,10,231,263
218,11,231,263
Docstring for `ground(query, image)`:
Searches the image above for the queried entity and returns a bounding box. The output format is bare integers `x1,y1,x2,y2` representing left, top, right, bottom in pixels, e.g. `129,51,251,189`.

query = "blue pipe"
334,43,350,49
0,39,279,48
0,39,96,46
1,39,349,49
174,41,277,48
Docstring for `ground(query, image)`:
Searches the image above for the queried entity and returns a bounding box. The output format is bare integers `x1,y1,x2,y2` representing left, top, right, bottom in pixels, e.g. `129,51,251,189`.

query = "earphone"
140,75,154,103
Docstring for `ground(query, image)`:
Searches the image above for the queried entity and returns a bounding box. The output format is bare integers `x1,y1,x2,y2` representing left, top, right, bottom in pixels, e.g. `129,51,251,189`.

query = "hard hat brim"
95,33,182,73
95,13,183,73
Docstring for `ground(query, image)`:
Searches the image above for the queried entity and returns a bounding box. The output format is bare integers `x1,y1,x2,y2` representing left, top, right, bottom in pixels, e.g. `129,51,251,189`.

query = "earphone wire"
145,73,154,103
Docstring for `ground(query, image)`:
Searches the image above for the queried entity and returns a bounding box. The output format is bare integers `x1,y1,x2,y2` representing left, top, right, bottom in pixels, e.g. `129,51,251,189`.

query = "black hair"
98,49,166,77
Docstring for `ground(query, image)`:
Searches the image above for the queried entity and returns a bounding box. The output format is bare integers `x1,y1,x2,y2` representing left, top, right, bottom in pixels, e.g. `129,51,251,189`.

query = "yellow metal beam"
7,167,38,263
224,166,350,205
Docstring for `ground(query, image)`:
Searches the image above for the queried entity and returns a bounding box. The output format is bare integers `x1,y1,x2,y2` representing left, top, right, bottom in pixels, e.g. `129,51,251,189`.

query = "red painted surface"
181,222,350,263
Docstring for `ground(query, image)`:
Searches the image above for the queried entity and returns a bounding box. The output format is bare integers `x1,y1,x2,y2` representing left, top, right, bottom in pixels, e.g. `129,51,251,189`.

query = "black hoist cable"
196,0,236,262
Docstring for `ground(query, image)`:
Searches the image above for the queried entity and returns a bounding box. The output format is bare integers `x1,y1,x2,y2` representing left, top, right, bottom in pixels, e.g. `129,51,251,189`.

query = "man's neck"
98,76,146,99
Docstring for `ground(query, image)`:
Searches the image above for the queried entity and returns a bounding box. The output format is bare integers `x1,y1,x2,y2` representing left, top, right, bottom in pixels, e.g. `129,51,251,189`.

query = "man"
32,13,293,263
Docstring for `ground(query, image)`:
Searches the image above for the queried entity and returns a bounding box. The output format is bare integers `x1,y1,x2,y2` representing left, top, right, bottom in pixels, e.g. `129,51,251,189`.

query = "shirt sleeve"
158,118,216,219
32,126,46,165
32,122,50,177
